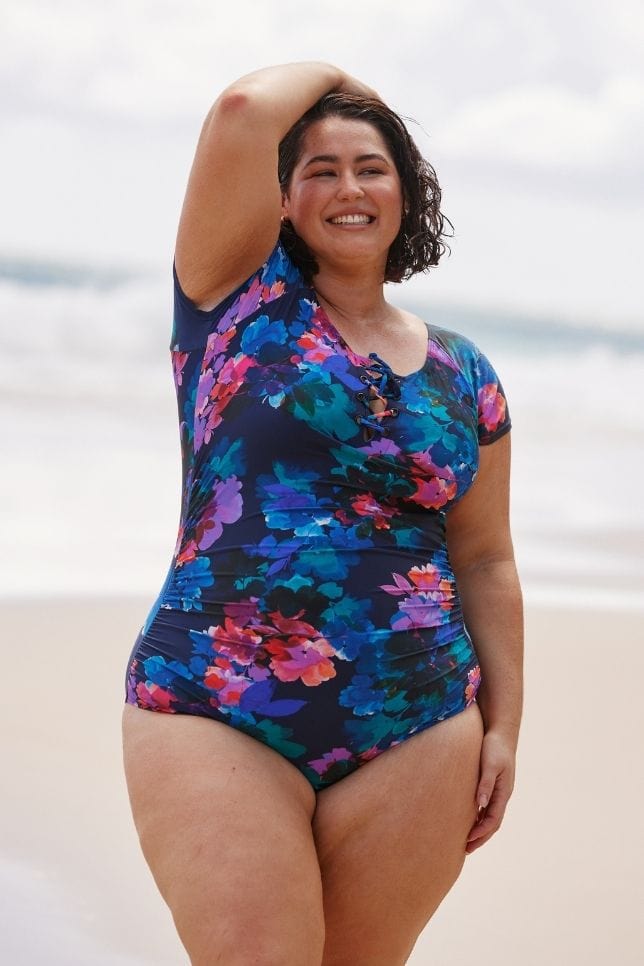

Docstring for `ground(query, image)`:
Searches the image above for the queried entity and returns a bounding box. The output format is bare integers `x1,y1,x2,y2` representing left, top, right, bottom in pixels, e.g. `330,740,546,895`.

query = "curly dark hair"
278,92,453,285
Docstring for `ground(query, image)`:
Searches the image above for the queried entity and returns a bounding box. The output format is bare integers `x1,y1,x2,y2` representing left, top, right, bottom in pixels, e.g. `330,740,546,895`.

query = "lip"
326,213,377,226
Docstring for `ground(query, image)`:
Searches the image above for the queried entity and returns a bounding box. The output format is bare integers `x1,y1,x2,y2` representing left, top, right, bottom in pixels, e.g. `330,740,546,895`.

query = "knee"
238,931,325,966
183,916,325,966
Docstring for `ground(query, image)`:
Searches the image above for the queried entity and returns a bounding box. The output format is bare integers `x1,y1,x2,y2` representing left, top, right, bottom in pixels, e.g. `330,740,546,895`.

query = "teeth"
330,214,372,225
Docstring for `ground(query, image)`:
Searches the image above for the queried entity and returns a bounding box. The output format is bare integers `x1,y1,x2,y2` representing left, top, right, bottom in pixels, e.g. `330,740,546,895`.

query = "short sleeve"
170,241,301,352
474,348,512,444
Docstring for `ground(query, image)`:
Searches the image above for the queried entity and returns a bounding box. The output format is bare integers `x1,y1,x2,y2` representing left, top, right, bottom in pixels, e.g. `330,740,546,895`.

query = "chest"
173,280,483,503
195,307,482,507
327,323,430,381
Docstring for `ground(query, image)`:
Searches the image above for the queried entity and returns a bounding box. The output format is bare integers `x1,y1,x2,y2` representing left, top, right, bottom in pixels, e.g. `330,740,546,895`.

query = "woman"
122,62,523,966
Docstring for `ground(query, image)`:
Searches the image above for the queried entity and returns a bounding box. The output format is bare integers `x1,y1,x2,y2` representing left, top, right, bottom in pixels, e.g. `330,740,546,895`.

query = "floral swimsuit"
124,240,511,790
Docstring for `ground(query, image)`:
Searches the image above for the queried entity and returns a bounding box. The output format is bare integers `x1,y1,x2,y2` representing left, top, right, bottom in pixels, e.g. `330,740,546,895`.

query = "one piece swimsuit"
124,239,512,791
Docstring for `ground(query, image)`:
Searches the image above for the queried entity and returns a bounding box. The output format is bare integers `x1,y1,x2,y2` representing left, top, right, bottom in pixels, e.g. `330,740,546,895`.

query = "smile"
327,214,375,225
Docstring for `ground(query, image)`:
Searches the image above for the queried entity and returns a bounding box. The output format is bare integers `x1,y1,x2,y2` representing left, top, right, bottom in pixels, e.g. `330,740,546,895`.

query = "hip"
124,602,481,716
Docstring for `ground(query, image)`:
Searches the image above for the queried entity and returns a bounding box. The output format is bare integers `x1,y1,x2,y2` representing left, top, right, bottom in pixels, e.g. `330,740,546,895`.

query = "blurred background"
2,0,643,605
1,1,643,964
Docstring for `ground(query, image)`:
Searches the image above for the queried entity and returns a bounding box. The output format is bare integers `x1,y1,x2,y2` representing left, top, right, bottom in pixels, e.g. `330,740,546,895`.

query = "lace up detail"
354,353,402,439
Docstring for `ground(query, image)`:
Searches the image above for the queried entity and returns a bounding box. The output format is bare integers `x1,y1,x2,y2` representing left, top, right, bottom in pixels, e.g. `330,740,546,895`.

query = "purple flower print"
380,563,456,631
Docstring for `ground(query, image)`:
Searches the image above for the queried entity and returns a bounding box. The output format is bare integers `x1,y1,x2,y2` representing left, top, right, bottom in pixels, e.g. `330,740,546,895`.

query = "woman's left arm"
445,430,524,854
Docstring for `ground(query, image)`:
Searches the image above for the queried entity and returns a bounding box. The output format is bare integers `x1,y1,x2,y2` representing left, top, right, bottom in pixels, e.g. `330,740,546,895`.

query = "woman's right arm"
174,62,377,311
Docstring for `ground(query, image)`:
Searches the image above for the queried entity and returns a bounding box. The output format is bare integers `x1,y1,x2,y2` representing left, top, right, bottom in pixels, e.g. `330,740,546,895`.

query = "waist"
155,538,465,638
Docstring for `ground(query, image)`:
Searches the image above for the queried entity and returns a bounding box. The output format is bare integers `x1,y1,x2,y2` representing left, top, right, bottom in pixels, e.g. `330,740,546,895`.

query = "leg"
311,702,484,966
121,705,325,966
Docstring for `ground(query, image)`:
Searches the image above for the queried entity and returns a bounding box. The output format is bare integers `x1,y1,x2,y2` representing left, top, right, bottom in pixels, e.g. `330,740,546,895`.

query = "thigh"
311,702,484,966
122,704,325,966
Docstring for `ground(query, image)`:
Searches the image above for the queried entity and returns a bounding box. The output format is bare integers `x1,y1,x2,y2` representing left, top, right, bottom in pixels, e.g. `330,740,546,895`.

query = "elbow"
451,550,520,581
448,531,517,577
209,81,262,123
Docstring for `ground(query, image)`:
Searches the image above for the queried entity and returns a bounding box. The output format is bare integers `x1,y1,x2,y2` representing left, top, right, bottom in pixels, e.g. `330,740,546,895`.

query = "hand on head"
335,72,382,102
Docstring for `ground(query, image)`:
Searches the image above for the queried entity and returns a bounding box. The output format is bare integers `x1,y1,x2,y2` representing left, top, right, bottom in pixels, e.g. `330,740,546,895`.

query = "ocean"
2,257,643,611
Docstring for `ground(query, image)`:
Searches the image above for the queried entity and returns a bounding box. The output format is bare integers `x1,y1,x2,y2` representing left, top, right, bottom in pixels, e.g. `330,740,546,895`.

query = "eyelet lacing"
354,352,402,438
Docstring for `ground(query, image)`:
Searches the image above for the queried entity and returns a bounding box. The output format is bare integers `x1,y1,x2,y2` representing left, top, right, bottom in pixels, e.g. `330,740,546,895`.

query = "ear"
281,193,291,221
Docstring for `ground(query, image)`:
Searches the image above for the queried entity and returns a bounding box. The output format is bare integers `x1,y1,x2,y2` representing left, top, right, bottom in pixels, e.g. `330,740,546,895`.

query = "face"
282,116,405,274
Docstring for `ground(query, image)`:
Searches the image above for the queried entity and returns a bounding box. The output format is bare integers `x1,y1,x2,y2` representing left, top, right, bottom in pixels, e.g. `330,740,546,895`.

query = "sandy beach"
1,596,642,965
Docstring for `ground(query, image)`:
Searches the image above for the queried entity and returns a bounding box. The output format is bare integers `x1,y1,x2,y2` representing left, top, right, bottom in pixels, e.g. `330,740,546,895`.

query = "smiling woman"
281,116,406,281
121,61,523,966
277,92,450,288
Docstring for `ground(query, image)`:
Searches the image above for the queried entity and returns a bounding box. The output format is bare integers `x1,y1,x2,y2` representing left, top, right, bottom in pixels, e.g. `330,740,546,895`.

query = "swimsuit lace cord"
356,353,402,434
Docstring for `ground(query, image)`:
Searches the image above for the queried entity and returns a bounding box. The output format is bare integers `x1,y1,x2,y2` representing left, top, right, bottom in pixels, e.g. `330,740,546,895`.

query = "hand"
335,71,382,101
466,728,516,854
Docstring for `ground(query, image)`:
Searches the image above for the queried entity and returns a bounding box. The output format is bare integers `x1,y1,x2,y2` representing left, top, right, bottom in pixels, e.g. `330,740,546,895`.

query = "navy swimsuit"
124,240,511,790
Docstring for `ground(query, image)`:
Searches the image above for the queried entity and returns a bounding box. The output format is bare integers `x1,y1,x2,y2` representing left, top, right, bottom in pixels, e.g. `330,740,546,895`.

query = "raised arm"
174,62,378,311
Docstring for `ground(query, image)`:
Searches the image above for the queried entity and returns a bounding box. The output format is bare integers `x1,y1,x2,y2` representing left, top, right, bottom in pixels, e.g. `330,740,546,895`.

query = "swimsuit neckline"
311,295,433,381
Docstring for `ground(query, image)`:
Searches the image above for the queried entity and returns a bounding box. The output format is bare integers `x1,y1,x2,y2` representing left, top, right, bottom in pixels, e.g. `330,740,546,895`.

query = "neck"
312,261,394,330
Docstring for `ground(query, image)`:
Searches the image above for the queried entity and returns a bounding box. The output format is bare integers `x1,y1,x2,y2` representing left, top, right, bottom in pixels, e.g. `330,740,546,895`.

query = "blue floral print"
125,240,511,789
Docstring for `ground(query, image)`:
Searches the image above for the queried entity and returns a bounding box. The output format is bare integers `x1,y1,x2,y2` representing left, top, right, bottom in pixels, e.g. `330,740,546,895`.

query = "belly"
161,506,464,640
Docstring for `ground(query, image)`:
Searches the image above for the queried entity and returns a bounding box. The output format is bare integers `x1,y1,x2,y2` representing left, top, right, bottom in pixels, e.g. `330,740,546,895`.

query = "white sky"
1,0,643,328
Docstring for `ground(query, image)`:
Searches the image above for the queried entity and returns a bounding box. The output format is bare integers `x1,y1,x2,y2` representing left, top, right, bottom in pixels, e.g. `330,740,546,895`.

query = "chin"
315,234,394,260
328,245,392,271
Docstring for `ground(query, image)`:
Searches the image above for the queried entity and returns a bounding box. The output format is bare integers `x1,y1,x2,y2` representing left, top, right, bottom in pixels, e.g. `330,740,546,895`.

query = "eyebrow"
302,153,390,169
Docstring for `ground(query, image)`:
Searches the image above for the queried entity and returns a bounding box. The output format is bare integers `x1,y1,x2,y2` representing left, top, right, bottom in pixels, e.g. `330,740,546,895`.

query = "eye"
312,170,335,177
360,168,383,175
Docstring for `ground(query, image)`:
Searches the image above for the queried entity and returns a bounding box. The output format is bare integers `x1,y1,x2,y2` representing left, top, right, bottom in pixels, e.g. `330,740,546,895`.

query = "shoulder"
425,322,490,393
427,322,505,384
171,239,303,351
173,239,301,317
427,323,482,369
255,238,303,292
427,322,512,445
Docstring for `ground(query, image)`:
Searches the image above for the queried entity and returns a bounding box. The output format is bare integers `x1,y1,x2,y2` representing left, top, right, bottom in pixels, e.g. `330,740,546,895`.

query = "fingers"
464,729,517,854
465,805,501,854
336,72,382,101
466,777,511,854
476,771,495,813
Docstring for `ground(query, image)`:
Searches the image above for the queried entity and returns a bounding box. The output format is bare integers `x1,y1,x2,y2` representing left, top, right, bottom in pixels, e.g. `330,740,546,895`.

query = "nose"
336,171,365,200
